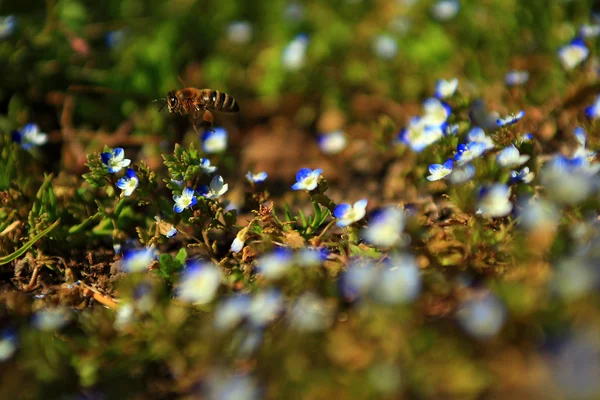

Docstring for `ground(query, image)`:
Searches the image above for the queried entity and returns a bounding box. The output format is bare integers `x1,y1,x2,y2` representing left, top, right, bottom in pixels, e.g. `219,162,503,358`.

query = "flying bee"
157,88,239,132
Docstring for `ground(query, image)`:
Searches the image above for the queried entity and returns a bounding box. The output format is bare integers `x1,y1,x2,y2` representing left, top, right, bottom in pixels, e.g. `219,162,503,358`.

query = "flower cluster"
397,96,454,152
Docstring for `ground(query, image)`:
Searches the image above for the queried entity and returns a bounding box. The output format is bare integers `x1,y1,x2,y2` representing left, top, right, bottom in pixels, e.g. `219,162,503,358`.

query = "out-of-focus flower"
585,94,600,119
227,21,253,44
469,99,501,131
496,144,530,168
255,248,294,280
504,70,530,86
509,166,535,184
230,227,249,253
455,142,486,165
422,98,452,126
288,293,331,332
116,168,139,196
477,184,513,217
517,132,534,145
284,1,305,21
173,187,197,213
177,261,222,304
202,127,228,153
11,123,48,150
431,0,460,21
33,307,70,331
580,24,600,38
295,247,328,267
248,289,284,327
0,330,17,361
427,159,454,181
496,110,525,127
558,37,589,70
318,131,347,154
517,197,559,231
206,373,260,400
467,127,495,151
122,247,156,273
373,254,421,304
445,123,459,135
448,163,475,185
540,154,599,204
199,158,217,174
199,175,229,199
573,127,596,161
114,303,135,330
101,147,131,173
372,34,398,59
435,78,458,99
282,33,309,70
291,168,323,191
105,29,125,48
214,294,251,331
0,15,16,40
340,260,378,301
457,293,506,339
334,199,368,227
552,333,600,399
362,206,406,248
245,171,267,184
397,117,445,152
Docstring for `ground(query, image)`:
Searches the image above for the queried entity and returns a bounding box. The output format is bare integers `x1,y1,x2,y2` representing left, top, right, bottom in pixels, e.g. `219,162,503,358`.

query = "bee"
158,88,239,132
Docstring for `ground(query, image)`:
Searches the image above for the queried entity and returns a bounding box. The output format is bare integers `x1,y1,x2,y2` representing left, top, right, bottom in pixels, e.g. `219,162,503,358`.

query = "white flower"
457,293,506,339
248,289,284,327
372,34,398,59
230,227,249,253
201,175,229,199
122,247,156,272
282,34,309,70
116,168,139,196
245,171,267,183
333,199,368,227
496,144,530,168
374,254,421,304
467,127,495,151
227,21,253,44
435,78,458,99
0,331,17,361
202,127,228,153
318,131,347,154
431,0,459,21
101,147,131,173
214,295,251,331
13,123,48,150
421,98,452,126
291,168,323,191
505,70,530,86
288,293,331,332
362,207,406,248
255,248,293,280
33,307,70,331
177,262,222,304
199,158,217,174
173,187,197,213
558,37,589,70
477,184,513,218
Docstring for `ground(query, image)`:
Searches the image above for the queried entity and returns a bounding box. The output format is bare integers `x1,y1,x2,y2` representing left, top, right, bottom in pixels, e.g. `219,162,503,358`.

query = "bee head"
167,91,179,113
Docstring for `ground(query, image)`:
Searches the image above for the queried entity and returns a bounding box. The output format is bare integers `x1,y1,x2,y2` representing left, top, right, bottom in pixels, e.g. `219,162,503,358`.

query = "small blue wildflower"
155,217,178,238
0,329,17,361
397,117,444,152
0,15,16,40
496,110,525,127
579,23,600,38
333,199,368,227
448,163,475,185
504,70,529,86
517,197,559,231
122,247,156,273
558,37,589,70
170,175,185,186
340,260,378,302
246,171,267,183
101,147,131,173
509,166,535,184
467,127,495,151
496,144,530,168
426,159,454,181
374,254,421,304
361,206,406,248
541,154,599,204
430,0,460,21
584,94,600,119
477,184,513,218
318,130,347,154
116,168,139,197
284,1,305,21
214,294,251,331
255,247,294,280
469,99,501,131
372,34,398,59
455,142,486,165
199,158,217,174
227,21,253,44
288,292,331,332
11,123,48,150
422,97,452,126
573,127,597,161
33,307,70,331
248,289,284,327
177,261,222,304
291,168,323,191
206,373,260,400
202,127,228,153
173,187,197,213
457,293,506,339
517,132,534,145
435,78,458,99
282,33,309,70
199,175,228,199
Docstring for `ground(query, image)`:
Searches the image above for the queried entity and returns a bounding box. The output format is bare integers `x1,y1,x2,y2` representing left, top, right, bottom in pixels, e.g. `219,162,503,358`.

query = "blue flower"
469,99,501,131
0,15,16,40
288,293,331,332
199,175,228,199
445,123,459,135
173,187,197,213
155,216,177,238
454,142,486,165
422,98,452,126
122,247,156,272
177,261,222,304
255,248,294,280
333,199,368,227
457,293,506,339
361,206,406,248
214,294,251,331
230,227,249,253
426,159,454,181
282,33,309,70
374,254,421,304
11,123,48,150
295,247,328,267
558,37,589,70
579,24,600,38
496,144,530,168
435,78,458,99
246,171,268,183
248,289,284,327
477,184,512,217
199,158,217,174
116,168,139,196
101,147,131,173
318,130,347,154
573,127,597,161
0,329,17,361
105,29,125,48
397,117,444,152
504,70,529,86
496,110,524,127
448,163,475,185
33,307,70,331
202,127,228,153
372,34,398,59
340,260,378,301
584,94,600,119
467,127,495,151
509,166,535,184
430,0,460,21
291,168,323,191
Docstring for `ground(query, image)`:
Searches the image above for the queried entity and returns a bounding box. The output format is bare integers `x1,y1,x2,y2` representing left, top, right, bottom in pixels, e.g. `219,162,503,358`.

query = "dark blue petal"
333,203,351,219
101,152,112,165
295,168,312,182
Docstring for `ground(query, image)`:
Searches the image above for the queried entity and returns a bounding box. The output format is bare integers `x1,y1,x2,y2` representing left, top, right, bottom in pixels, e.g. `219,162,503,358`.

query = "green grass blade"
0,219,60,265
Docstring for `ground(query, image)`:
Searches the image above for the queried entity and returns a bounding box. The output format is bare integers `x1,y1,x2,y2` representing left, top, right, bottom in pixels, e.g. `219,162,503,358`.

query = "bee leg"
202,110,215,133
